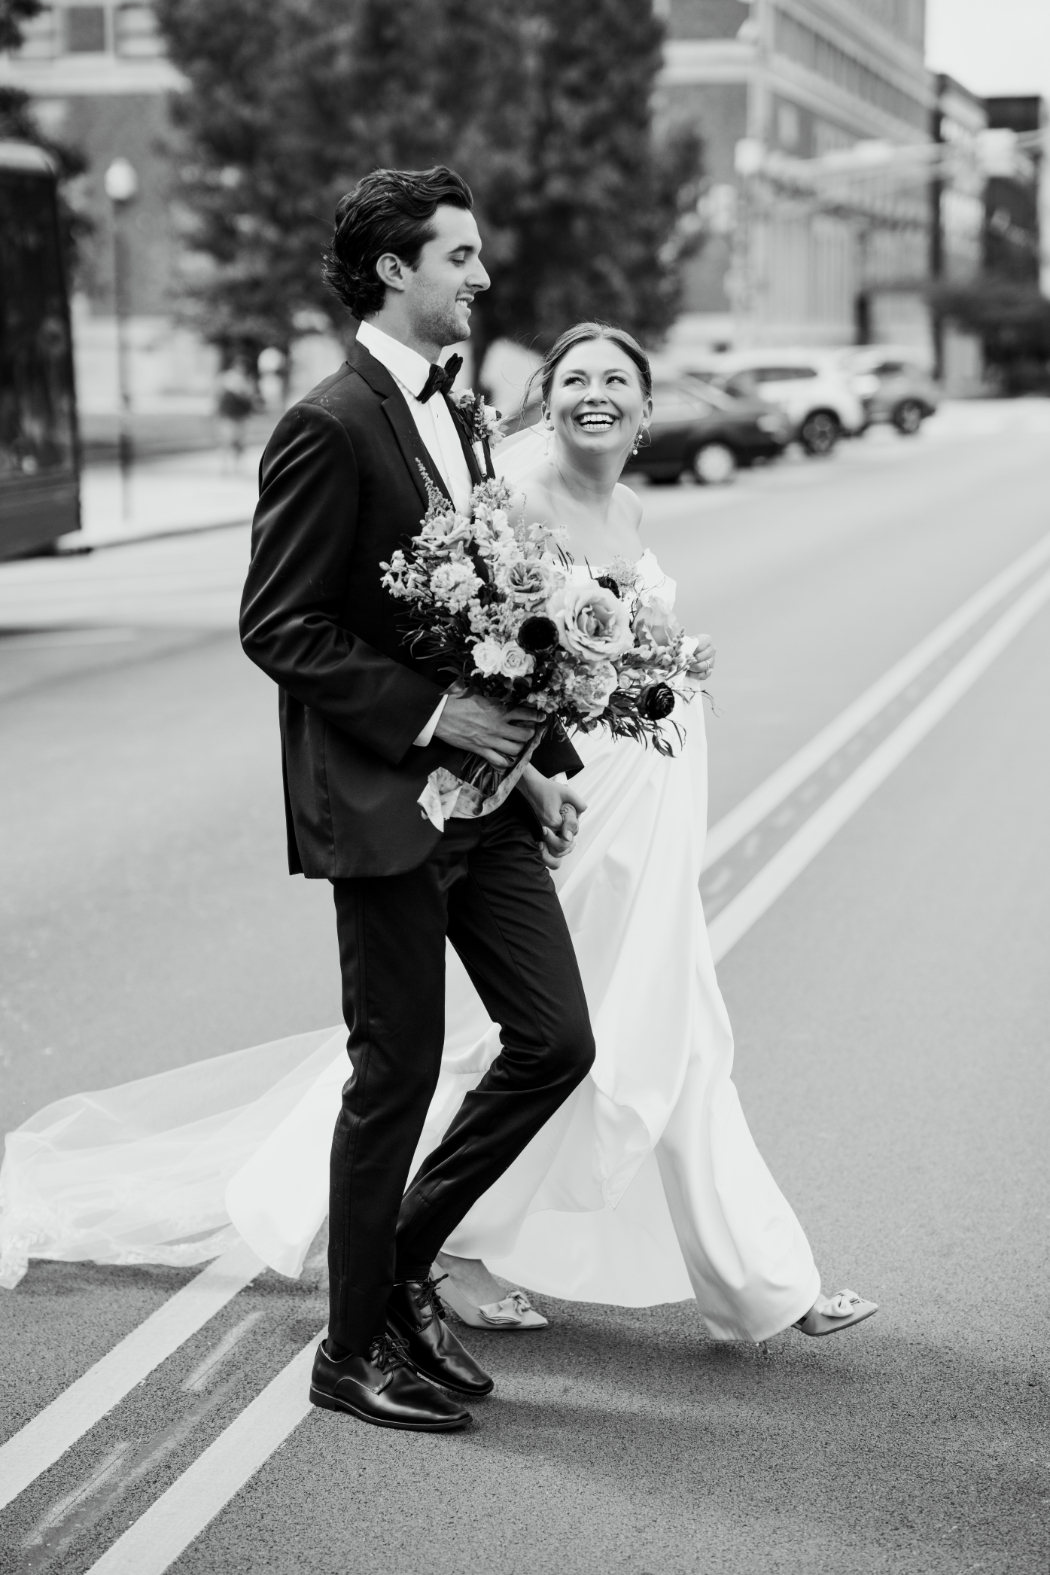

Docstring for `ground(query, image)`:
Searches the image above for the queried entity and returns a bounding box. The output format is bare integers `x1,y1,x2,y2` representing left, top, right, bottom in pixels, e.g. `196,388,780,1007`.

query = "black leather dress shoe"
387,1275,495,1398
309,1333,469,1431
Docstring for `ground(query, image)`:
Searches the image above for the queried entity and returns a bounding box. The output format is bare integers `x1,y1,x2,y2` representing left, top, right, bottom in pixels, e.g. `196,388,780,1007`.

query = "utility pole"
104,157,138,521
929,76,947,381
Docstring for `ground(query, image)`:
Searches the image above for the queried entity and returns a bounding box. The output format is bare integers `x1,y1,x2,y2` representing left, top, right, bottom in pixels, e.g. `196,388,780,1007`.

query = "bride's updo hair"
531,322,653,412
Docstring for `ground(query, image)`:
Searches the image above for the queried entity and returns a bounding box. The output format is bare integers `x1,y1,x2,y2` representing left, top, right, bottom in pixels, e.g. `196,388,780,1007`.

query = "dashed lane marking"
0,1239,262,1511
707,562,1050,961
180,1309,264,1394
7,526,1050,1563
703,527,1050,870
82,1333,323,1575
71,553,1050,1575
20,1381,240,1571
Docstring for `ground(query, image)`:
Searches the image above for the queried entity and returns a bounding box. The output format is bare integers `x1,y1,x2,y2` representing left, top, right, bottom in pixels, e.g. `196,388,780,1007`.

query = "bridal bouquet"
381,470,705,824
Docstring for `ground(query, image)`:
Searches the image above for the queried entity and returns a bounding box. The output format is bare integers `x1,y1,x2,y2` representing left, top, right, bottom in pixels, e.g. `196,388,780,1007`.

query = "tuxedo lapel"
347,341,452,511
382,393,452,510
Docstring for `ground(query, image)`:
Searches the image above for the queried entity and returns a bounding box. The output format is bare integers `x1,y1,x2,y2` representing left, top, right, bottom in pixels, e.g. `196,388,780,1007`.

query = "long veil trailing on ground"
0,433,820,1342
0,429,554,1291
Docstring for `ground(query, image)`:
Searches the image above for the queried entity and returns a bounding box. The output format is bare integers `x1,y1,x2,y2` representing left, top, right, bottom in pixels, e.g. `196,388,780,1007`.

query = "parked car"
838,348,940,434
684,350,866,457
624,378,790,485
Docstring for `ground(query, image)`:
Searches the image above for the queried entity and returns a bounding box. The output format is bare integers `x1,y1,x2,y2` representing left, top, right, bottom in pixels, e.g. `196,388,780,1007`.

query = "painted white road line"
61,559,1050,1575
708,563,1050,962
83,1333,323,1575
13,535,1050,1565
703,528,1050,870
0,1238,262,1511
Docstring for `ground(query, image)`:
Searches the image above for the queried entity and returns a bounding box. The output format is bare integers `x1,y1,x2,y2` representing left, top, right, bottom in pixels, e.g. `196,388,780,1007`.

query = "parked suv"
839,348,940,435
624,379,790,485
686,350,866,456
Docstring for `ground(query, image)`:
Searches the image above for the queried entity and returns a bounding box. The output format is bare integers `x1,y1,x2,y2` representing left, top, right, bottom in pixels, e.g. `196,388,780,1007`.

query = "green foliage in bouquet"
381,473,705,758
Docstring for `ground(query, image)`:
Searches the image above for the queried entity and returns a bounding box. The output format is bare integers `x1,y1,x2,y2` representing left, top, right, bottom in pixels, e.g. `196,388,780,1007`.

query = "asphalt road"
1,412,1049,1574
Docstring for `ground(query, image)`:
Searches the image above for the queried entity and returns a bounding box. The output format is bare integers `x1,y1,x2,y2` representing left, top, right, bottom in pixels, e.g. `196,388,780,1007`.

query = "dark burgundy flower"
596,574,621,597
640,682,676,721
517,614,559,653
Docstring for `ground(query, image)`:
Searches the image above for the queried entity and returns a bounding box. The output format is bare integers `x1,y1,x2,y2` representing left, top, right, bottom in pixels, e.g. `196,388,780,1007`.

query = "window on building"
115,3,164,57
64,5,108,53
669,0,750,40
776,101,802,151
773,11,928,133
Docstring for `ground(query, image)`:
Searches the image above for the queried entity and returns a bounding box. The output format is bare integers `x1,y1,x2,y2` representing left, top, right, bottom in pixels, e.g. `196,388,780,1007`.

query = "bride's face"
546,340,650,464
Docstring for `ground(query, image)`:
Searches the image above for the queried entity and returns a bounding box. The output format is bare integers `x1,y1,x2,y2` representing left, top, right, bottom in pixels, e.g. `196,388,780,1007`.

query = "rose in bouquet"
380,472,708,825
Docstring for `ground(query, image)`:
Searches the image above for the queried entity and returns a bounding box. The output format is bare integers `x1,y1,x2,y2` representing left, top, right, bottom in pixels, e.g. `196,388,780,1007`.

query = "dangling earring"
631,424,647,457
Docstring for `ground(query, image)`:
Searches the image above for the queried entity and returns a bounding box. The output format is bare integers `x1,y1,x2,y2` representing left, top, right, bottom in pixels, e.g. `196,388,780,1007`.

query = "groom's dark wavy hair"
323,166,474,320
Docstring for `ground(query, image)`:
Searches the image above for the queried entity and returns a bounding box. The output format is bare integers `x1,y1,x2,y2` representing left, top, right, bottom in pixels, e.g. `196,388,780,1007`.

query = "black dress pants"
327,801,595,1355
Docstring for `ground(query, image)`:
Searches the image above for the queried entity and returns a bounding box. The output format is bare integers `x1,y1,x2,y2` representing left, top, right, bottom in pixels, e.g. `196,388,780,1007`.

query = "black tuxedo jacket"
240,341,582,879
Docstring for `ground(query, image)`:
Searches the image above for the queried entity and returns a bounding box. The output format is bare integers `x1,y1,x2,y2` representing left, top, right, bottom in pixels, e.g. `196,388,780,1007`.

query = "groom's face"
402,205,489,349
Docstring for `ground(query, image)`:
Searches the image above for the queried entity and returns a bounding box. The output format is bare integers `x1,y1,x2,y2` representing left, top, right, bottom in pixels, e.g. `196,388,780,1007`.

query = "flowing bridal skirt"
0,697,819,1340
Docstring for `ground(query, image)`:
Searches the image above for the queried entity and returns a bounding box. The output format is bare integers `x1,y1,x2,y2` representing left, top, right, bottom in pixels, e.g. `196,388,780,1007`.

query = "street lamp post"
104,157,138,521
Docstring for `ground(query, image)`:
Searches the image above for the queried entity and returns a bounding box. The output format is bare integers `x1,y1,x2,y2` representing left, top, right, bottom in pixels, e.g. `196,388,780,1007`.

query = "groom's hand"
516,768,588,868
435,693,538,769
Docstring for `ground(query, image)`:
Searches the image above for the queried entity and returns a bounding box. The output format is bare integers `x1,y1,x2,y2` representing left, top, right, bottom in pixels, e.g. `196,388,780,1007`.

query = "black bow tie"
418,354,463,403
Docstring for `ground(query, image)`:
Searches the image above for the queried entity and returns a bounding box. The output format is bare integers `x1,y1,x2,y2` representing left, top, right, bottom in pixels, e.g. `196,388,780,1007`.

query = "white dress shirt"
356,320,474,745
356,320,473,513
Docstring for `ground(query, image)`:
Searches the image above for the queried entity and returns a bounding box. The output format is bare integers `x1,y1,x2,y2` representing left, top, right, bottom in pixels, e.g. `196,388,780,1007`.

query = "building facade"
0,2,216,415
928,73,987,391
658,0,936,352
983,97,1046,288
2,0,1041,410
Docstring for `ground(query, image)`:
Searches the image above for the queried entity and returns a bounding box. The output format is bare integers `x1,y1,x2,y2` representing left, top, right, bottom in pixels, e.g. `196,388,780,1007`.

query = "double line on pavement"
702,526,1050,873
0,1240,261,1512
3,528,1050,1573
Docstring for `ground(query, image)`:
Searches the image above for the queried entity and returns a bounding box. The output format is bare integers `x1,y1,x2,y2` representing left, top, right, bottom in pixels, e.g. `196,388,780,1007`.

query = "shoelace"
368,1331,411,1373
419,1273,450,1323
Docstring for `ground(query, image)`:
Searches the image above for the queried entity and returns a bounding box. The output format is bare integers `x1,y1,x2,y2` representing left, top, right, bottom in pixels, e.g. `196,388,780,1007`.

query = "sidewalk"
63,445,265,552
921,394,1050,441
58,397,1050,555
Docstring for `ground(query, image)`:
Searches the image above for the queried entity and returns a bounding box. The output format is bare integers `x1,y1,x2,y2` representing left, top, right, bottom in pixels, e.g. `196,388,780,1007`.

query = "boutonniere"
452,389,505,449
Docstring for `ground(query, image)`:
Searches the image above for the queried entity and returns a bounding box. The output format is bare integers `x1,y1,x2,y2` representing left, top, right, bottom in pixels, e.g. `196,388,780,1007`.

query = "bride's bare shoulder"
614,482,644,528
514,469,557,530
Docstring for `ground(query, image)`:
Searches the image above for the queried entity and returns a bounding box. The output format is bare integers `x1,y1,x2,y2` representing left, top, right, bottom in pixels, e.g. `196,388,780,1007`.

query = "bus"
0,141,80,559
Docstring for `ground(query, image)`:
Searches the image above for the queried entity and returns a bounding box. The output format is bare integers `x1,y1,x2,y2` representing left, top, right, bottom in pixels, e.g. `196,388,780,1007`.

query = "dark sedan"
624,379,790,485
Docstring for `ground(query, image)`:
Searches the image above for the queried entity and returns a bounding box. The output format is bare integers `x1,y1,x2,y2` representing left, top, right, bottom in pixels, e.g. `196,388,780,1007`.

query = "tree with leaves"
156,0,366,364
321,0,704,363
0,0,41,52
469,0,701,357
155,0,702,368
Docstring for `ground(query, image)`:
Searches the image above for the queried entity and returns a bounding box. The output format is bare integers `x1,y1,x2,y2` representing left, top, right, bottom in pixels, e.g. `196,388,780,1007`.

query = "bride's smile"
547,338,651,463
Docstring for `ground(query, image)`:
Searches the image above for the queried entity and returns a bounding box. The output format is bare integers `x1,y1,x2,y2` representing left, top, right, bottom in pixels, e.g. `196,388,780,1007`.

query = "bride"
0,322,875,1346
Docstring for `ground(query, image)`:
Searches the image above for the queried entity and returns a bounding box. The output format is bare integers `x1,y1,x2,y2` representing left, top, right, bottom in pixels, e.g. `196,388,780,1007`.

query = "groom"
240,166,594,1431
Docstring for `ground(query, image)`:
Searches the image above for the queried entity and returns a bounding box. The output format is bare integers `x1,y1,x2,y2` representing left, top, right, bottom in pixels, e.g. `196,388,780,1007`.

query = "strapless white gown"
0,550,820,1340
